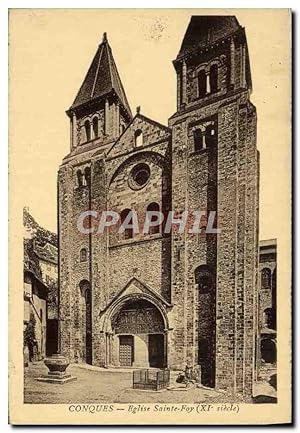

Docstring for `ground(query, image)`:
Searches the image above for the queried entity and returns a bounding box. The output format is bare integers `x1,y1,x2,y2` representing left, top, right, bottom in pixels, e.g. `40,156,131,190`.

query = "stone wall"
169,77,258,395
58,24,259,399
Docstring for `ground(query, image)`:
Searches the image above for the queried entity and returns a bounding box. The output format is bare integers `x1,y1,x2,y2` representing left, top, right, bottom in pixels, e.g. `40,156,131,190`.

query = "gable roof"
69,33,132,118
34,241,58,265
24,238,43,282
177,15,241,60
105,112,171,158
99,277,172,317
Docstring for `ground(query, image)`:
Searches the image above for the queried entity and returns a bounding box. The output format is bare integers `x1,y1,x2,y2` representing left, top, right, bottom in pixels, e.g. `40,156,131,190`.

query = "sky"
9,9,290,242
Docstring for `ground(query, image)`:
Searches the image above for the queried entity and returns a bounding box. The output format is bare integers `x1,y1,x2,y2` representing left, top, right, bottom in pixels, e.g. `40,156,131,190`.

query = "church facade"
58,16,259,397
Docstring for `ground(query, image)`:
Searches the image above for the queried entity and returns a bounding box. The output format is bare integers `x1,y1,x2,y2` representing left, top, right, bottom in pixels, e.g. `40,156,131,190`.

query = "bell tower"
66,33,132,152
174,15,251,112
169,16,259,397
58,32,132,365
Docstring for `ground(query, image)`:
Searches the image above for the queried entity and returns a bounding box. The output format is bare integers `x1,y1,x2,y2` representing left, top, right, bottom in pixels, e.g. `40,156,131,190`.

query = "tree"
24,313,36,349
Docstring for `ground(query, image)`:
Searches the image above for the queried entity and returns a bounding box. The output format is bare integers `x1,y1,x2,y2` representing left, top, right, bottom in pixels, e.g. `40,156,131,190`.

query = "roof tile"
70,34,132,117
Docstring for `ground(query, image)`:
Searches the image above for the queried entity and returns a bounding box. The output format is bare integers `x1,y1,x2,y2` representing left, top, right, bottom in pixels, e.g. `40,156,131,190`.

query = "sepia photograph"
8,8,291,425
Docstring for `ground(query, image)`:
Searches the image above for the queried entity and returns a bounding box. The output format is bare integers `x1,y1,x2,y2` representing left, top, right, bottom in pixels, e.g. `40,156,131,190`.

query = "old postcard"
9,8,292,424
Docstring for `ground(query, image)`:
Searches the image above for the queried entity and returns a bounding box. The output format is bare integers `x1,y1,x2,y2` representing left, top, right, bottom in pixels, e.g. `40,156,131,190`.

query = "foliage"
24,314,36,347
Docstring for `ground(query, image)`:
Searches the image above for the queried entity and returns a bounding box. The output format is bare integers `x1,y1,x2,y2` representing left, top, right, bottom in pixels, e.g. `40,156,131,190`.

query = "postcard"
9,8,292,425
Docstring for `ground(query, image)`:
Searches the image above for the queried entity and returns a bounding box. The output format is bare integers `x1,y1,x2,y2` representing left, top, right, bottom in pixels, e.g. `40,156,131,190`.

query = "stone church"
58,16,259,397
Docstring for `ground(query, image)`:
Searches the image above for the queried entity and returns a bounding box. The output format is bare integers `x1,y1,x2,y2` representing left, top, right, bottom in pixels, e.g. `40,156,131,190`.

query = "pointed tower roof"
68,33,132,118
176,16,241,60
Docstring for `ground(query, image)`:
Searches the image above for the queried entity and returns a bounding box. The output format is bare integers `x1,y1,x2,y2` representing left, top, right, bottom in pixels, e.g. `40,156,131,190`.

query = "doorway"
119,335,134,366
148,334,164,368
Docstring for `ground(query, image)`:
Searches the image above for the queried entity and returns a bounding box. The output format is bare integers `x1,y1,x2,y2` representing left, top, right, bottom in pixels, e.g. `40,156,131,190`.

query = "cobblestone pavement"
24,362,276,404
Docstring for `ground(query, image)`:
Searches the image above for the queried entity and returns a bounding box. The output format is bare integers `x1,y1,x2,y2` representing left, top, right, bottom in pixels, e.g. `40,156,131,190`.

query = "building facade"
23,209,59,361
256,239,277,378
58,16,259,397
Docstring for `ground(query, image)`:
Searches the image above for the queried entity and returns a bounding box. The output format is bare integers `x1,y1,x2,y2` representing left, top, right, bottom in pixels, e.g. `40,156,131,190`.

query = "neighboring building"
23,209,59,360
256,239,277,377
24,239,48,361
58,16,259,398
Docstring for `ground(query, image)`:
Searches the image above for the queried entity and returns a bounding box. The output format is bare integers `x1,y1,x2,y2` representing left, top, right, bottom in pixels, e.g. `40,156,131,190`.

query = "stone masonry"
58,16,259,399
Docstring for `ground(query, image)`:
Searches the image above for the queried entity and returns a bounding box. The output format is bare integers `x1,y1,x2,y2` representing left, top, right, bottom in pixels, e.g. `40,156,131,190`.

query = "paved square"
24,362,276,404
24,362,234,404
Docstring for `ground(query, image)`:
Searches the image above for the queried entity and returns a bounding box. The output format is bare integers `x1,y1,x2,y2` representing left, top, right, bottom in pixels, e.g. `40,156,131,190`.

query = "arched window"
195,265,213,294
85,289,91,304
261,267,271,290
84,167,91,186
263,307,276,330
199,225,207,235
79,279,90,297
209,64,218,93
198,70,206,98
77,170,83,187
261,338,276,364
92,117,99,138
80,248,87,262
205,124,216,147
135,129,143,147
194,129,204,151
84,120,91,142
263,308,273,328
146,202,160,235
120,209,133,239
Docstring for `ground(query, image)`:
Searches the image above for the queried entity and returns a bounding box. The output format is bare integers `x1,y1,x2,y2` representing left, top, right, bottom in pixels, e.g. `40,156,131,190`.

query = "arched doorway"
111,298,166,368
261,338,276,364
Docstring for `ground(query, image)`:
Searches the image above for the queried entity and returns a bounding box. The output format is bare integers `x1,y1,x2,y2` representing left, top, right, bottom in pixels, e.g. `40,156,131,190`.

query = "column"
115,102,120,138
241,44,247,88
70,118,73,150
206,73,211,94
177,71,181,111
230,37,235,88
182,60,187,106
104,99,109,136
111,102,116,138
72,112,77,149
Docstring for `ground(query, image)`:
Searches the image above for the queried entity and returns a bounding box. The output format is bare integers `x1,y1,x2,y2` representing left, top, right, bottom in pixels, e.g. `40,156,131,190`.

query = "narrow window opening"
84,167,91,186
77,170,83,187
210,64,218,93
205,124,216,147
198,71,206,98
146,202,160,235
80,248,87,262
84,120,91,142
135,129,143,147
194,129,204,151
92,117,99,138
261,268,271,290
195,265,212,294
120,209,133,239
